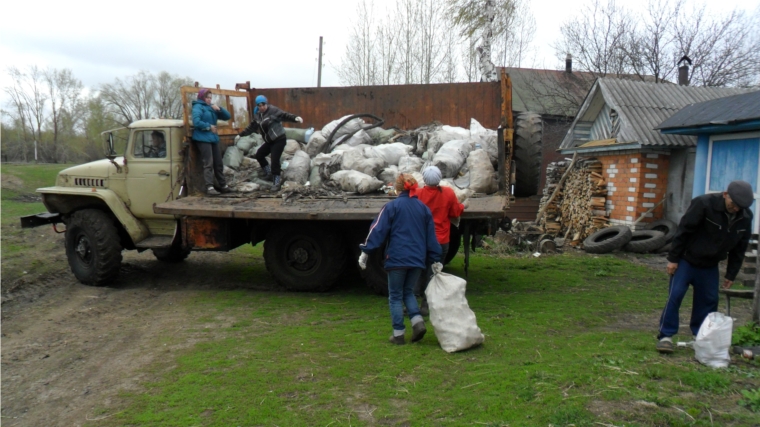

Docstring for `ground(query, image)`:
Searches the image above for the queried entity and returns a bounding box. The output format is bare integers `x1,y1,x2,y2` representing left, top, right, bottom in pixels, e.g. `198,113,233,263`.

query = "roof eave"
558,142,642,154
658,119,760,136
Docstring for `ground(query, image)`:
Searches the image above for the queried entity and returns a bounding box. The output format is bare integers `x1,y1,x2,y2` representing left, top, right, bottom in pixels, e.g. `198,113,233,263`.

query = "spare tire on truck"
623,230,667,253
583,226,632,254
513,112,543,197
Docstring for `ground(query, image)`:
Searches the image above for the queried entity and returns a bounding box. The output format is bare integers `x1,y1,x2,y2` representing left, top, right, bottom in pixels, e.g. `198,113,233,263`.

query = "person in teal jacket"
192,89,232,196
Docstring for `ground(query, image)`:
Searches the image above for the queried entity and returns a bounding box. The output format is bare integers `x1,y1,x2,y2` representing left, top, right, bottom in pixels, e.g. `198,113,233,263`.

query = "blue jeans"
388,268,423,332
658,259,719,339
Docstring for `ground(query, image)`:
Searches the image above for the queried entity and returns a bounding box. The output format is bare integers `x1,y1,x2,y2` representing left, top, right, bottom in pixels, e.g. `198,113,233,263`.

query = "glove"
295,116,303,123
358,252,369,270
462,199,470,209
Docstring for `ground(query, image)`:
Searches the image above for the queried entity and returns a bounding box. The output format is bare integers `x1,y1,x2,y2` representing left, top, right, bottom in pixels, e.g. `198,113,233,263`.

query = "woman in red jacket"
412,166,466,314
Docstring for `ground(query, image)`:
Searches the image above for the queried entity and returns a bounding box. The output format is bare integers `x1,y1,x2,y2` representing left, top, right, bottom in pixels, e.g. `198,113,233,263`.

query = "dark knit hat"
727,180,754,209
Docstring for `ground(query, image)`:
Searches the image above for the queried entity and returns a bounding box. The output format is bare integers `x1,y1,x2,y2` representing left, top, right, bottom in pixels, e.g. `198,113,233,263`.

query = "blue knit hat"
255,95,268,105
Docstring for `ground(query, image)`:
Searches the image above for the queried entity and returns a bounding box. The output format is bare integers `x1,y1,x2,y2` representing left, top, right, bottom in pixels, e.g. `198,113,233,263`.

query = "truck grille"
74,178,106,188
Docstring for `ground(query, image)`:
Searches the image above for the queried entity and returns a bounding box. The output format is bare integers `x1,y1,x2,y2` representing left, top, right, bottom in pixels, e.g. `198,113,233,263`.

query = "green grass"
98,250,760,427
1,163,70,225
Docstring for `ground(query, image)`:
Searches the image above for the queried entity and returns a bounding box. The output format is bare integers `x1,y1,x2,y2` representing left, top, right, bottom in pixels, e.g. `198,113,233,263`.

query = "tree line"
337,0,760,91
1,68,193,164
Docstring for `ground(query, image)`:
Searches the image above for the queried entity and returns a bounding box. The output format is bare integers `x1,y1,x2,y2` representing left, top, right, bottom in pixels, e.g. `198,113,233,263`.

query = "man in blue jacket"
192,89,232,196
657,180,754,353
360,174,441,345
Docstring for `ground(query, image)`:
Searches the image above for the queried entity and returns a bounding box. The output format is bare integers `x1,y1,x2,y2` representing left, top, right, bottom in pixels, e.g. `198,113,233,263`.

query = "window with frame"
133,130,167,159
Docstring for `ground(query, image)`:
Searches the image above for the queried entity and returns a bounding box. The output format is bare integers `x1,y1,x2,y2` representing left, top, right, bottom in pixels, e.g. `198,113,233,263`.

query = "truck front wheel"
65,209,123,286
264,225,347,292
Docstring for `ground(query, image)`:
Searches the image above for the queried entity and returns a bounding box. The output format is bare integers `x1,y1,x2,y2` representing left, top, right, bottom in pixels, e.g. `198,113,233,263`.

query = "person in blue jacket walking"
192,89,232,196
359,174,442,345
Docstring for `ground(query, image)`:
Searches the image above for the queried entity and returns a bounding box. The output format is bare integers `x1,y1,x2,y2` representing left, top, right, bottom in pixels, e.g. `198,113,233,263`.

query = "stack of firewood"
537,158,610,245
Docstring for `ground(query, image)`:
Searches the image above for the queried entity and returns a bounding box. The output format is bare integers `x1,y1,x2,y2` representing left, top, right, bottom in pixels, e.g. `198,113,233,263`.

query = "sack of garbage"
236,135,255,152
322,115,365,140
341,145,370,170
366,127,397,145
330,170,384,194
309,165,322,188
364,143,412,166
331,129,371,149
470,119,499,163
319,153,344,181
285,127,308,143
378,165,399,184
428,125,469,154
311,152,338,168
353,157,385,177
440,179,474,202
282,151,310,184
426,263,484,352
467,149,497,194
398,155,424,173
305,130,328,157
433,139,472,178
283,139,302,157
223,146,244,169
694,312,733,368
237,182,260,193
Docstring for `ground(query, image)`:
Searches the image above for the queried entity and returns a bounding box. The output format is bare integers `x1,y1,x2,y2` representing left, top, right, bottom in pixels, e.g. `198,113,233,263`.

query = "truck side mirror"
105,133,116,159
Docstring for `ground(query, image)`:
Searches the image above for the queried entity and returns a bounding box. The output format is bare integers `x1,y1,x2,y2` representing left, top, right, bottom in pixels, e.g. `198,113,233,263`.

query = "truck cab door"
125,129,175,220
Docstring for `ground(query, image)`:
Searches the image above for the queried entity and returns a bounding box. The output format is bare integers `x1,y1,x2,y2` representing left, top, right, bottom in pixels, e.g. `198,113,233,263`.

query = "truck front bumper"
20,212,63,228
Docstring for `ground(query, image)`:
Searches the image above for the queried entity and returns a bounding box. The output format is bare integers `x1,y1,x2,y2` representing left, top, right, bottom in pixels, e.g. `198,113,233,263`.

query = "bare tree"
155,71,194,119
494,0,536,68
44,67,84,162
3,66,48,161
336,0,379,86
99,70,191,126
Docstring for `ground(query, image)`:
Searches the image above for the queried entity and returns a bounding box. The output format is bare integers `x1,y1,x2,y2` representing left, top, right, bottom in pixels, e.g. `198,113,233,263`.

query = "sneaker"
219,185,233,194
411,322,427,343
206,186,220,196
389,335,405,345
656,337,674,354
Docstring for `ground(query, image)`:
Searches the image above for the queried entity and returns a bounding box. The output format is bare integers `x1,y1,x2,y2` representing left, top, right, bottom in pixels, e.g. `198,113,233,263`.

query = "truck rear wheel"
513,112,543,197
264,225,347,292
361,248,388,296
65,209,123,286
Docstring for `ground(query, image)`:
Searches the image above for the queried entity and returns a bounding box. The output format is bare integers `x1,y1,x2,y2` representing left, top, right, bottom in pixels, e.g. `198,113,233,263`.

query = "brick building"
558,78,752,228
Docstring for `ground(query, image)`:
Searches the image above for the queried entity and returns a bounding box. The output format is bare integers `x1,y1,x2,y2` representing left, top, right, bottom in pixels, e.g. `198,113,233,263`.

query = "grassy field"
2,163,758,426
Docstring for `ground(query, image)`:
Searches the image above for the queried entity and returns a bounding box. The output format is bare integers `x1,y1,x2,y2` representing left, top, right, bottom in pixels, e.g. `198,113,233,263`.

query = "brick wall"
596,152,670,228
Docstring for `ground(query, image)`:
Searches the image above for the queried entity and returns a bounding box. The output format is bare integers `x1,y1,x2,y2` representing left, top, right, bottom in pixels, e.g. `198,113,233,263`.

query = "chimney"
565,53,573,73
678,55,691,86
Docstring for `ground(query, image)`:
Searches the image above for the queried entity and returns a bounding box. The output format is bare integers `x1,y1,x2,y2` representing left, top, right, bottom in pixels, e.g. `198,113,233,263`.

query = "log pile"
537,158,610,246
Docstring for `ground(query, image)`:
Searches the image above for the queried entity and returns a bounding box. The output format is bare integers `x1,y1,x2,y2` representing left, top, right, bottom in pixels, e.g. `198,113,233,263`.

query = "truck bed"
154,193,508,221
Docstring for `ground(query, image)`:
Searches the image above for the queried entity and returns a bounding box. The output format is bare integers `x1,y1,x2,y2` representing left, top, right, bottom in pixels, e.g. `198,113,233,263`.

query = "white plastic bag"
330,170,384,194
466,149,497,194
694,312,733,368
433,139,472,178
364,143,412,166
282,151,310,184
425,263,484,353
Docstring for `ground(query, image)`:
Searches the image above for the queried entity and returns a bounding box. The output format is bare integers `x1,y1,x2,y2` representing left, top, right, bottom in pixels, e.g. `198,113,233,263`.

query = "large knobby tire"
513,112,543,197
264,225,347,292
445,224,461,265
361,247,389,296
583,226,632,254
624,230,667,253
65,209,123,286
644,219,677,244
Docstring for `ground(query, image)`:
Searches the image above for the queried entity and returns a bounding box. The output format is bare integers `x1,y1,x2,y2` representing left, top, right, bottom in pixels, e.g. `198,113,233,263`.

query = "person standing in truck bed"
238,95,303,192
192,89,232,196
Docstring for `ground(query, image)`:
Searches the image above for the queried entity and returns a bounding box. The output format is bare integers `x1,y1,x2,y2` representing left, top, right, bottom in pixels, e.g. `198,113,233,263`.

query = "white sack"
283,139,301,156
343,129,372,147
309,165,322,188
428,125,470,154
378,166,400,184
305,130,328,157
433,139,472,178
236,136,255,152
367,127,397,145
311,152,339,168
426,263,484,353
341,145,370,170
236,182,260,193
330,170,384,194
411,171,424,186
694,312,733,368
282,151,311,184
285,127,308,142
440,179,474,202
466,149,497,194
322,115,365,140
398,155,425,173
223,146,244,169
469,118,499,163
353,158,386,177
364,143,412,166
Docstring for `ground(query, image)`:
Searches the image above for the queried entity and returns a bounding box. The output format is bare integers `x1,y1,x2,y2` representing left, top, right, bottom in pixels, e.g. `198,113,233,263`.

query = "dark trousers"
255,136,287,176
195,141,226,188
416,243,449,298
658,259,719,339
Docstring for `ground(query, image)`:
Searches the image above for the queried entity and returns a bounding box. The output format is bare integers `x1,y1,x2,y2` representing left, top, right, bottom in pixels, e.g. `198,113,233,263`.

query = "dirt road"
1,237,278,427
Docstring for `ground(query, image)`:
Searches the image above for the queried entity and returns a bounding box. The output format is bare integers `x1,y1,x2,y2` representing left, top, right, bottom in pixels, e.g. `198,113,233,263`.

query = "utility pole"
317,36,323,88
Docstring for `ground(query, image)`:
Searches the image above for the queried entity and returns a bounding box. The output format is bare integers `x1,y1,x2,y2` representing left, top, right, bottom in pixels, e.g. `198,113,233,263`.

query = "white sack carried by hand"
425,263,484,353
282,150,310,184
694,312,733,368
432,139,472,178
364,143,412,166
330,170,384,194
466,149,497,194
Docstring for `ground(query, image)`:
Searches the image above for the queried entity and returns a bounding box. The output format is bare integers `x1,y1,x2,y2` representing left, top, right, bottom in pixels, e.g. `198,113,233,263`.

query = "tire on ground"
513,112,543,197
264,224,346,291
582,226,632,254
65,209,123,286
624,230,667,253
644,219,677,243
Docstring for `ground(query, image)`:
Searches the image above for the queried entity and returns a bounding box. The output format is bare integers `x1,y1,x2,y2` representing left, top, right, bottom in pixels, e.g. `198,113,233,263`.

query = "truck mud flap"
20,212,63,228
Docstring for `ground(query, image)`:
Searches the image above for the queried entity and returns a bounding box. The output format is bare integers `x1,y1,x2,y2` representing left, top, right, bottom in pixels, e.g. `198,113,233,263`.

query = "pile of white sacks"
222,115,500,196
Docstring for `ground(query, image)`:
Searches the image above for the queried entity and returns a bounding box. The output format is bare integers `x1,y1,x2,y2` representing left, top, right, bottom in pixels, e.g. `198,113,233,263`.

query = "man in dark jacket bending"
657,180,754,353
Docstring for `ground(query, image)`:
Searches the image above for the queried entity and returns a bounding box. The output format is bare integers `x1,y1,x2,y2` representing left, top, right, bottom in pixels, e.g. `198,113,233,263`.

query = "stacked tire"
582,219,677,254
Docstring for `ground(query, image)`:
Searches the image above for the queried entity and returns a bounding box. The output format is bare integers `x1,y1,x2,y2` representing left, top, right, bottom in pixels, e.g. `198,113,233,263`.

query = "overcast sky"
1,0,757,103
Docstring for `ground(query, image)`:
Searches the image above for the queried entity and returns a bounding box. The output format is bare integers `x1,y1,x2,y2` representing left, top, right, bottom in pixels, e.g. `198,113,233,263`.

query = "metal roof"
559,79,753,149
656,90,760,130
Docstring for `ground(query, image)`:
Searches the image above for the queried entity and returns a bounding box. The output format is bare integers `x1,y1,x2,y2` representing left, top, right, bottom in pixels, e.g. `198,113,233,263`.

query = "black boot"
271,175,282,192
